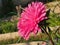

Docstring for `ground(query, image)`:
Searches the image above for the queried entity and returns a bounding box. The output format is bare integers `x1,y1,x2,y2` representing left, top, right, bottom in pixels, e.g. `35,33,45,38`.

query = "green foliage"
47,13,60,27
0,37,19,45
0,21,17,34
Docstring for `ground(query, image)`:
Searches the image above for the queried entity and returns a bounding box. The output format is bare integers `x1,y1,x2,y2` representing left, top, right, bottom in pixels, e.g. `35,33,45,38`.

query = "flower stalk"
41,26,55,45
45,29,55,45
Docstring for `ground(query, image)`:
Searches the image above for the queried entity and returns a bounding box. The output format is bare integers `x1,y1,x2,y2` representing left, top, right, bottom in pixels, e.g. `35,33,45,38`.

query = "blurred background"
0,0,60,45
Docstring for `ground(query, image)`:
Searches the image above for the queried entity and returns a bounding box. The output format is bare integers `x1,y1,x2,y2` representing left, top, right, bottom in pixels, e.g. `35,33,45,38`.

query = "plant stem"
41,26,55,45
44,29,55,45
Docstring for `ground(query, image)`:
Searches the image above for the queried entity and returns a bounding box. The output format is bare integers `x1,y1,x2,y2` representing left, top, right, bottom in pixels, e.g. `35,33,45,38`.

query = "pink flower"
17,2,47,40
